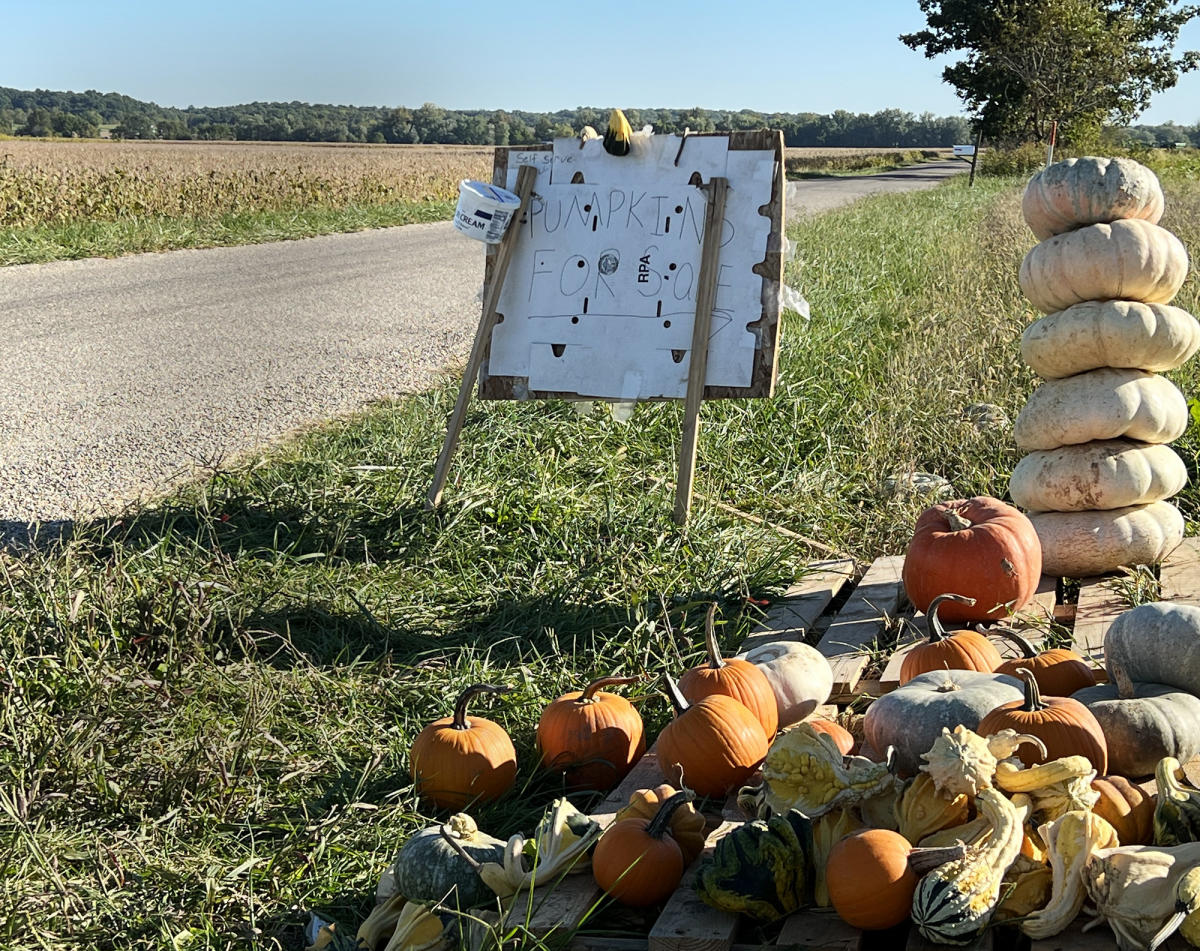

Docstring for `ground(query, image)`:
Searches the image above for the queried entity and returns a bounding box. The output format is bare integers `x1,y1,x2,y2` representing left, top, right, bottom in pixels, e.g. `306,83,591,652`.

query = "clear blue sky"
4,0,1200,124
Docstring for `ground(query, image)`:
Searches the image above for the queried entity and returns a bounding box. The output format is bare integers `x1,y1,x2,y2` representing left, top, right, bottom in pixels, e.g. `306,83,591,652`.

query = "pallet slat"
740,560,857,653
816,556,905,698
647,822,739,951
1161,537,1200,605
775,911,862,950
1070,577,1128,662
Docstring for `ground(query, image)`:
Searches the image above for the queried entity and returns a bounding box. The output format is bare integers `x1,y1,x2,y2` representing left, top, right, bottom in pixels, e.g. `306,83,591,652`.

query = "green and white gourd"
1011,157,1193,578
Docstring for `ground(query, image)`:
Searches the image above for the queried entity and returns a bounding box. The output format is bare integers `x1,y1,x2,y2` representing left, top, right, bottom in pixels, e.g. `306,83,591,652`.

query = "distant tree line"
0,86,976,147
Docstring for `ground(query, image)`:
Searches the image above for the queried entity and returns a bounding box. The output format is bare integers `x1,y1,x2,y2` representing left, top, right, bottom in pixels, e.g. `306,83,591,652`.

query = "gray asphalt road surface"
1,159,967,536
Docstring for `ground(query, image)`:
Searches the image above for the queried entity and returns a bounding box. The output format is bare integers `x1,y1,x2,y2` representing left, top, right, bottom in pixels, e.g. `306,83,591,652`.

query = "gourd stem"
452,683,514,730
702,602,726,669
906,842,968,875
925,593,976,643
1015,667,1047,712
1111,662,1137,702
944,508,973,531
439,822,484,869
663,673,690,716
646,789,695,840
580,674,641,702
985,624,1039,658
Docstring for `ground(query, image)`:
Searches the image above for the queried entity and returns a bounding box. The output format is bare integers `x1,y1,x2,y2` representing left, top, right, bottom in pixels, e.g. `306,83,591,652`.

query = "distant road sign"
953,144,976,157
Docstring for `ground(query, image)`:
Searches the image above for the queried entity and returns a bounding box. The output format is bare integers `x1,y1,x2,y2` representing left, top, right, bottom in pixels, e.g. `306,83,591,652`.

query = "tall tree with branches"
902,0,1200,144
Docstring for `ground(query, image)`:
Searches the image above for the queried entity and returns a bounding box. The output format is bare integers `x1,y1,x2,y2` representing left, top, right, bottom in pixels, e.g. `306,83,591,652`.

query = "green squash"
1154,757,1200,847
695,810,814,923
393,813,506,910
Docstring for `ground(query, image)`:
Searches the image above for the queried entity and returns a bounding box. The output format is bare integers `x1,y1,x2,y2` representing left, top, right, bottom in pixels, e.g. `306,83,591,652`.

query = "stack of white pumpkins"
1011,156,1200,577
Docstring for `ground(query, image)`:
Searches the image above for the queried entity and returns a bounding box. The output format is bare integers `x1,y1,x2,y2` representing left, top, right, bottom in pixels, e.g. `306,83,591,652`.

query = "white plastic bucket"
453,180,521,243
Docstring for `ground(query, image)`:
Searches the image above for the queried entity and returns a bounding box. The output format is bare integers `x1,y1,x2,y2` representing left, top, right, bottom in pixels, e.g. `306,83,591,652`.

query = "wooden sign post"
427,131,784,524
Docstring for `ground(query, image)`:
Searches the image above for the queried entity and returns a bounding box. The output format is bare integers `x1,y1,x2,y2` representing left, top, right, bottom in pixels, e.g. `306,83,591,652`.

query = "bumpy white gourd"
1021,300,1200,380
1022,156,1165,240
1010,440,1187,512
1028,501,1184,577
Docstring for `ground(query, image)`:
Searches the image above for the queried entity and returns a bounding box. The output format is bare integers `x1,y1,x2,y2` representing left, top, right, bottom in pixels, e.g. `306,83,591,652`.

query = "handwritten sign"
479,131,783,401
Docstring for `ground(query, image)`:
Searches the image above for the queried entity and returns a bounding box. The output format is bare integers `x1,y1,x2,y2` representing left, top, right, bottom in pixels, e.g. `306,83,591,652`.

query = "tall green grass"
3,169,1200,949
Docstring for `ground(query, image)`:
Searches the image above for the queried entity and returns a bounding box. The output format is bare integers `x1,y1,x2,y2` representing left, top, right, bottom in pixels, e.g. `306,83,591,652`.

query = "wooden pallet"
496,539,1200,951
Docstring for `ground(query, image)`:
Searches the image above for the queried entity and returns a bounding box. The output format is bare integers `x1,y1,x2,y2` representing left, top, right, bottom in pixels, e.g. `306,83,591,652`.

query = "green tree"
902,0,1200,144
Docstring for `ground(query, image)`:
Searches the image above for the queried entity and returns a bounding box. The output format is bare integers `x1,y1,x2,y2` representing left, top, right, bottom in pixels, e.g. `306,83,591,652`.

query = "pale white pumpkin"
1022,156,1164,240
1010,440,1187,512
1021,300,1200,380
1029,500,1185,577
1013,368,1188,451
736,640,833,728
1019,219,1188,314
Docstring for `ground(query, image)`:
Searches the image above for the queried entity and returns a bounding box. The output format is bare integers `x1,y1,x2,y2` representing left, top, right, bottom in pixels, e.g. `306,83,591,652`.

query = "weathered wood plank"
1161,537,1200,606
526,751,666,936
775,910,862,950
647,821,739,951
1071,576,1128,662
739,560,858,653
816,556,905,698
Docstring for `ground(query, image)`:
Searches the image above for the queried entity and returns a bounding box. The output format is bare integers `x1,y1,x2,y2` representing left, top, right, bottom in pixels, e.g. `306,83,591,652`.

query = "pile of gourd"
1013,156,1200,577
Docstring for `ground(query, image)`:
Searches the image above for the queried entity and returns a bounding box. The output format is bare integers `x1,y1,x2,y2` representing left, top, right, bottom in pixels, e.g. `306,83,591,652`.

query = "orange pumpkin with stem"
537,674,645,793
658,673,768,799
898,593,1003,685
614,784,707,864
593,789,694,906
989,626,1098,696
679,603,778,739
902,496,1042,623
410,683,517,809
977,667,1108,773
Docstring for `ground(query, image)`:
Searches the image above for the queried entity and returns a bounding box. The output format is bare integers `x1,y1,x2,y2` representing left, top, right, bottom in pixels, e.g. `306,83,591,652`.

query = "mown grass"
4,163,1200,950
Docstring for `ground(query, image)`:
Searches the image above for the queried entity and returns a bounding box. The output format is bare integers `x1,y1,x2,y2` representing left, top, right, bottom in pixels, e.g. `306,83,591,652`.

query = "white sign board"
479,132,783,401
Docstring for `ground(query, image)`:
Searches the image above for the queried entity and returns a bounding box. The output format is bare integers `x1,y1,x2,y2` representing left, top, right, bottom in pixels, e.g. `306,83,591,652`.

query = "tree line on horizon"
0,86,980,148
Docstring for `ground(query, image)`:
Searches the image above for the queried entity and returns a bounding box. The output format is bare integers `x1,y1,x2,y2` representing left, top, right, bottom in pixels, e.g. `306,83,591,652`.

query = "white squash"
736,640,833,728
1022,156,1164,240
1029,501,1185,577
1021,301,1200,380
1019,219,1188,314
1010,440,1187,512
1013,369,1188,451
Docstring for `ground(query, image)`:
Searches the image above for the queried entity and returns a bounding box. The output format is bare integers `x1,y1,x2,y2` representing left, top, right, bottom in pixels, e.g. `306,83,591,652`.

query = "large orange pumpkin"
902,496,1042,624
898,593,1003,685
977,668,1108,774
678,603,778,739
826,829,918,930
593,790,693,907
410,683,517,809
658,674,767,799
537,674,645,793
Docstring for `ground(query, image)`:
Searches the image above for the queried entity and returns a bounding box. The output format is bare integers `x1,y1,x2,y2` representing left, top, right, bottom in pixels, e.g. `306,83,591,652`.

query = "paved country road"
1,159,967,538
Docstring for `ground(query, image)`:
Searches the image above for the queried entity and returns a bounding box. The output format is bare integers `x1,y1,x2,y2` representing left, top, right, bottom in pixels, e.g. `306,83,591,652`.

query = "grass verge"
3,167,1200,949
0,201,456,265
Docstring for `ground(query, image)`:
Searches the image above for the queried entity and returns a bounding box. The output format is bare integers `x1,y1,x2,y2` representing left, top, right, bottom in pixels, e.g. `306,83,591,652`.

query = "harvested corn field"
0,139,493,228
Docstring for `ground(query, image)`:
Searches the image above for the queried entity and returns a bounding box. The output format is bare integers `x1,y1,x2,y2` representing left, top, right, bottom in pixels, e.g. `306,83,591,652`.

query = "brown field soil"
0,139,494,228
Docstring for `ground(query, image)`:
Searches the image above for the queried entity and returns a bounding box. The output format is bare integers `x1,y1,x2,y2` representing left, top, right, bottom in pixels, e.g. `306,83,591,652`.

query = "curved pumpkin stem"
663,672,691,716
944,508,973,531
1110,662,1137,702
1014,667,1048,712
579,674,641,702
925,593,976,643
452,683,513,730
984,624,1039,658
439,819,484,869
646,789,695,840
907,842,968,875
701,602,726,670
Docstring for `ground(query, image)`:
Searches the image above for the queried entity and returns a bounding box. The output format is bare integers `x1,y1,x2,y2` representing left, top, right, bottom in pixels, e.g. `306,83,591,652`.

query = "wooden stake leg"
673,177,729,525
426,164,537,510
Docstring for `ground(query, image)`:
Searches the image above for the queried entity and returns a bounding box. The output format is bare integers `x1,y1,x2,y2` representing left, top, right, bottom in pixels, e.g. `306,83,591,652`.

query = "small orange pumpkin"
593,789,693,906
805,716,854,755
410,683,517,809
658,673,768,799
537,674,645,793
899,593,1003,685
678,603,779,739
1092,775,1156,845
902,496,1042,623
613,784,707,864
827,829,961,930
977,668,1108,774
990,626,1098,696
